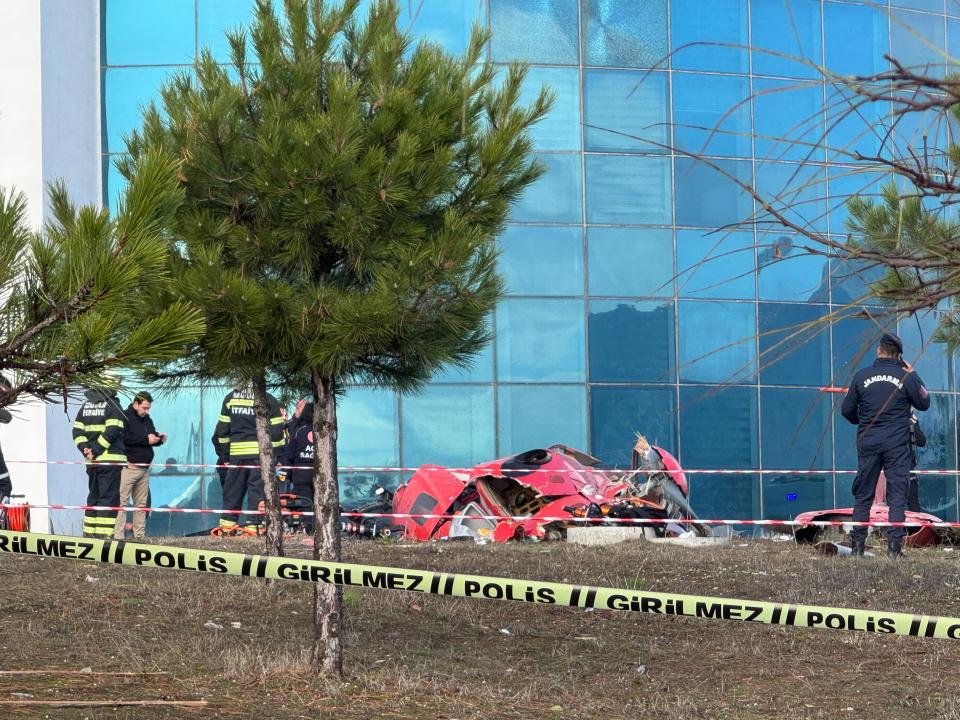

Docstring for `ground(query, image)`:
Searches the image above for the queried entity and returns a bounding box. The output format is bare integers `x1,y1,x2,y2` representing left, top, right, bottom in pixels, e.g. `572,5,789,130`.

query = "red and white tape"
2,503,957,529
3,457,960,476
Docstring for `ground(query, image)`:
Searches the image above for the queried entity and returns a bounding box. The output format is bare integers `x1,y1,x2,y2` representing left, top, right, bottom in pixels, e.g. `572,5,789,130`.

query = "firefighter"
72,387,126,538
0,407,12,500
282,401,315,531
213,383,284,535
841,334,930,558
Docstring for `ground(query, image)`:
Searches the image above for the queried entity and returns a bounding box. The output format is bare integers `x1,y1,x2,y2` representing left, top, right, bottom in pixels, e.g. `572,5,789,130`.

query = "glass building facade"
101,0,960,532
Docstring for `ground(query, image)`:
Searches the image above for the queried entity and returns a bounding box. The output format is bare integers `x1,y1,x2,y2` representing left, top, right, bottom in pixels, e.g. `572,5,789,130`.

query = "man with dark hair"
115,391,166,540
841,333,930,558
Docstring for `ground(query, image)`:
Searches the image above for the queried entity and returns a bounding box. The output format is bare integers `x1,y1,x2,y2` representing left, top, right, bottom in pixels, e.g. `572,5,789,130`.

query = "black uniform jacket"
841,358,930,453
123,405,158,466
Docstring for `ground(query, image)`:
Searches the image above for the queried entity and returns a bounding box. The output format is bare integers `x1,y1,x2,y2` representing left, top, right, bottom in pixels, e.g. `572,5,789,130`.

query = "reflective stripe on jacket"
213,389,284,460
72,391,126,463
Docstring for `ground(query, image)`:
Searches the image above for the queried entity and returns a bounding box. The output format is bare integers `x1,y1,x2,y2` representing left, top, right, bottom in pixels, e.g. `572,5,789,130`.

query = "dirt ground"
1,535,959,719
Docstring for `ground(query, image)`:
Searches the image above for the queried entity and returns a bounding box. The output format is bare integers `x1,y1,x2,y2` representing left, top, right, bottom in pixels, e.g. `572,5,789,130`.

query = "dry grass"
1,536,960,719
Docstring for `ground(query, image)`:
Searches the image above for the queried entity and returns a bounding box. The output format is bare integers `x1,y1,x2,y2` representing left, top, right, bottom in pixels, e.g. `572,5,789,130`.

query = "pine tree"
0,151,204,411
122,0,550,675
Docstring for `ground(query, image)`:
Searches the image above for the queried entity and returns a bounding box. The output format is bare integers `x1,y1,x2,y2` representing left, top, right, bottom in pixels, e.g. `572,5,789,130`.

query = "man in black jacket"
841,334,930,558
114,392,165,540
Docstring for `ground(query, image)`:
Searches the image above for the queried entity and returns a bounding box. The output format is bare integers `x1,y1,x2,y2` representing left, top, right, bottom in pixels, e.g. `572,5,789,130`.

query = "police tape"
3,502,960,528
0,529,957,640
5,457,960,476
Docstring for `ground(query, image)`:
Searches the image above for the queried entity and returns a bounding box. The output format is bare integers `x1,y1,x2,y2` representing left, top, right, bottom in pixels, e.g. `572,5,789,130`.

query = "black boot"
887,542,905,559
850,537,866,557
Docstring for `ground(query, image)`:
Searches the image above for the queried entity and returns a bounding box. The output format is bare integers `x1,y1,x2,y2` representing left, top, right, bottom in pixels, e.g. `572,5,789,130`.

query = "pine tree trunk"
251,374,284,557
309,369,343,676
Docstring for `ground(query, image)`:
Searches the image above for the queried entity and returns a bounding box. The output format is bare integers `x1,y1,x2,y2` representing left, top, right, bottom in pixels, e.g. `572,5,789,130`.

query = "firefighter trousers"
221,465,265,528
850,444,912,546
84,464,121,538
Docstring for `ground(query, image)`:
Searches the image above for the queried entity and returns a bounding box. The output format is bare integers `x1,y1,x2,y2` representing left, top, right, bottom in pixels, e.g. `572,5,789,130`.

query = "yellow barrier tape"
1,530,958,640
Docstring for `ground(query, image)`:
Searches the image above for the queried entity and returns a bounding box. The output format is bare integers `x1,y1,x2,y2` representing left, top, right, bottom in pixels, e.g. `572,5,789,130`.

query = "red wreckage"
389,435,717,542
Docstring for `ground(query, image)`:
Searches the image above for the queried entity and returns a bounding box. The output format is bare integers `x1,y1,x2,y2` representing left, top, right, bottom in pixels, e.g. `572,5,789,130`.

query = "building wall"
99,0,960,526
0,0,101,533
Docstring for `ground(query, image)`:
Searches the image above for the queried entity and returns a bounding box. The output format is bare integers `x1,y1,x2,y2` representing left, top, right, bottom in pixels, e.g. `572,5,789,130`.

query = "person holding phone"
115,391,166,540
841,334,930,558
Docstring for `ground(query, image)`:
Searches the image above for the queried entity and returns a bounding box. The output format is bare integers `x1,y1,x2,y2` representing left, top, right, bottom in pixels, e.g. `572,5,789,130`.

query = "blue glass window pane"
500,225,583,296
826,89,890,160
399,0,483,55
755,162,828,234
585,155,671,225
824,2,890,77
758,302,831,386
588,227,673,297
757,233,829,302
751,0,823,79
511,153,582,223
690,474,761,527
834,415,858,474
520,67,581,151
677,230,756,300
491,0,579,64
678,300,757,383
760,387,834,518
497,299,585,382
753,79,825,163
197,0,258,62
338,387,399,467
431,331,494,383
917,474,959,522
590,386,677,467
670,0,749,74
831,313,895,386
679,386,759,469
584,70,669,152
761,388,833,469
498,385,587,452
402,386,494,467
950,19,960,71
826,166,888,233
589,300,676,382
104,0,195,66
675,158,753,228
763,472,833,519
829,257,887,307
583,0,668,68
102,67,183,154
891,10,947,72
893,0,944,12
916,394,956,470
899,310,953,391
673,73,752,158
102,156,127,216
915,395,958,520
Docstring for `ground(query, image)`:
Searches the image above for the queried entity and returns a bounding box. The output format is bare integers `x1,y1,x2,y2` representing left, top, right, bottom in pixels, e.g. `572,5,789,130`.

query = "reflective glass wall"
101,0,960,527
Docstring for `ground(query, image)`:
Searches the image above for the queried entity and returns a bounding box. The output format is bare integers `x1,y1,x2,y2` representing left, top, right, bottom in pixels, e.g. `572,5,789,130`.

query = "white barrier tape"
2,503,956,529
3,457,960,476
